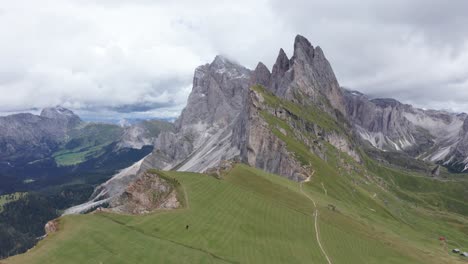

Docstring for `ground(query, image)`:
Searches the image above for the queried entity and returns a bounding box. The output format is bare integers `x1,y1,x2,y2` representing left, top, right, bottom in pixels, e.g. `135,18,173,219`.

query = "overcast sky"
1,0,468,120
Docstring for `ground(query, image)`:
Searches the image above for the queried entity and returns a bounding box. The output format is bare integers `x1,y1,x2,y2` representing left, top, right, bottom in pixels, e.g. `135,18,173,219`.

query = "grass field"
5,164,466,264
52,143,110,166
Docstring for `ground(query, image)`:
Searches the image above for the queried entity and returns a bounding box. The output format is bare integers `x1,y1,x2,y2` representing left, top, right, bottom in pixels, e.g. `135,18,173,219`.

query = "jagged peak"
292,34,315,62
250,61,271,88
294,34,313,49
272,48,290,75
254,62,270,75
314,46,325,59
277,48,289,62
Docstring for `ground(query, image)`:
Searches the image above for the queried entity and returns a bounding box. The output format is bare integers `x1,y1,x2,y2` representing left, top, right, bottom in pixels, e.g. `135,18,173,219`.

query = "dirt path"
300,171,332,264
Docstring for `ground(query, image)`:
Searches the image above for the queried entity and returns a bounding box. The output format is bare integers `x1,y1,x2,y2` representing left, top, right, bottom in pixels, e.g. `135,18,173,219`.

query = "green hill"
5,162,467,264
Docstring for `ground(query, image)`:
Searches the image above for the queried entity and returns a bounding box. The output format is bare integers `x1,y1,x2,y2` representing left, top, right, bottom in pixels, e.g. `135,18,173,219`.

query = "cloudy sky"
1,0,468,120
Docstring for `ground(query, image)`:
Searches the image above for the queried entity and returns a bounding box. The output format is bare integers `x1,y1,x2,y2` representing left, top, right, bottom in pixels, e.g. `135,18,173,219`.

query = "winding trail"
300,171,333,264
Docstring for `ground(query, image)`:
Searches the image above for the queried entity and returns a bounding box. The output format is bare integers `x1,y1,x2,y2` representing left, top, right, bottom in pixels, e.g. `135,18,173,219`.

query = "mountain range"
66,35,468,213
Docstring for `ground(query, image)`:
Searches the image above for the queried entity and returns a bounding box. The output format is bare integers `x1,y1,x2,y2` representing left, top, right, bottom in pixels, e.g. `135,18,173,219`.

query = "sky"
1,0,468,120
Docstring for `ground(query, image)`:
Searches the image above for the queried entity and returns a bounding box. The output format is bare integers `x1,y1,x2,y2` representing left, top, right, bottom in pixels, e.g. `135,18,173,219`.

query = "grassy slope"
52,123,123,166
7,163,465,263
6,169,327,264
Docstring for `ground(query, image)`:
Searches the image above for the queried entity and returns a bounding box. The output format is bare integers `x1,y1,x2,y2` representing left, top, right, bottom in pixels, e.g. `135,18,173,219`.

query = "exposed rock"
250,62,271,88
463,117,468,132
141,55,252,173
325,132,361,162
110,172,180,214
270,48,292,96
63,157,147,215
431,165,440,177
235,89,310,182
343,88,468,171
265,35,347,116
44,219,59,235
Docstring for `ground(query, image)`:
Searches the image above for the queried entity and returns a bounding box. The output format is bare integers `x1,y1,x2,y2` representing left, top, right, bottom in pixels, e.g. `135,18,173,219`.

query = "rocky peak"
269,48,293,96
40,106,76,118
40,106,82,128
272,48,290,76
176,55,251,130
292,34,315,64
250,62,271,88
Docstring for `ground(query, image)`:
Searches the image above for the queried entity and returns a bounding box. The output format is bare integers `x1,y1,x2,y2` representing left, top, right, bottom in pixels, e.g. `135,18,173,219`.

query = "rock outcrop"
109,172,180,214
44,219,59,235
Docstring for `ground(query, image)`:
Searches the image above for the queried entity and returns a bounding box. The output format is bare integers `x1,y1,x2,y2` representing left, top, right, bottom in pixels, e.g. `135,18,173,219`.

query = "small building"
452,249,460,253
461,252,468,257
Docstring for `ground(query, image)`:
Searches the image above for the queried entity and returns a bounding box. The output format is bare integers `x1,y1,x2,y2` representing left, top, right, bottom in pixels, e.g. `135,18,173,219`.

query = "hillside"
5,163,467,264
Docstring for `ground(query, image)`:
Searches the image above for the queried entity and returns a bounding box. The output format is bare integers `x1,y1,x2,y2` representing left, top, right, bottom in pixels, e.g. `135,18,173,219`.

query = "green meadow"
6,163,466,264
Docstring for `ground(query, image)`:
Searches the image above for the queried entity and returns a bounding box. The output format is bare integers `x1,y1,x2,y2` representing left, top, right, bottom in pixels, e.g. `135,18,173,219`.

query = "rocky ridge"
343,89,468,171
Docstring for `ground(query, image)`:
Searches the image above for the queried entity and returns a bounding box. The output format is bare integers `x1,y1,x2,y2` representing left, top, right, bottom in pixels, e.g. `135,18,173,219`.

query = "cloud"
0,0,467,119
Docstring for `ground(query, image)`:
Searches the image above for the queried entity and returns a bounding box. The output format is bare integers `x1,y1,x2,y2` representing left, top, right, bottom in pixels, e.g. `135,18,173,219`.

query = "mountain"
66,34,468,215
147,35,358,177
0,106,82,164
343,90,468,172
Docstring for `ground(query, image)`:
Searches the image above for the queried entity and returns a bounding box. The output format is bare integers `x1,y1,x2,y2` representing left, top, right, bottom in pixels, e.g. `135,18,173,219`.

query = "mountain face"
0,107,82,163
343,89,468,172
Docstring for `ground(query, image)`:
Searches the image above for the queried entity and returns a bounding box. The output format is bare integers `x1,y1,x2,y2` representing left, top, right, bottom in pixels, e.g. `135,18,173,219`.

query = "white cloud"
0,0,468,118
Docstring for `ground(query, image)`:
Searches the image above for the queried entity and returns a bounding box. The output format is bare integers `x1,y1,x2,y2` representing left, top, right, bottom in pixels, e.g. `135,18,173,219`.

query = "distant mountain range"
0,107,174,193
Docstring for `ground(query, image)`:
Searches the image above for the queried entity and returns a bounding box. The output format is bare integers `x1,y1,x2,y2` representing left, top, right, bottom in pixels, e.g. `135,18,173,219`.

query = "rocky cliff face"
140,55,252,173
343,89,468,171
233,89,310,181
